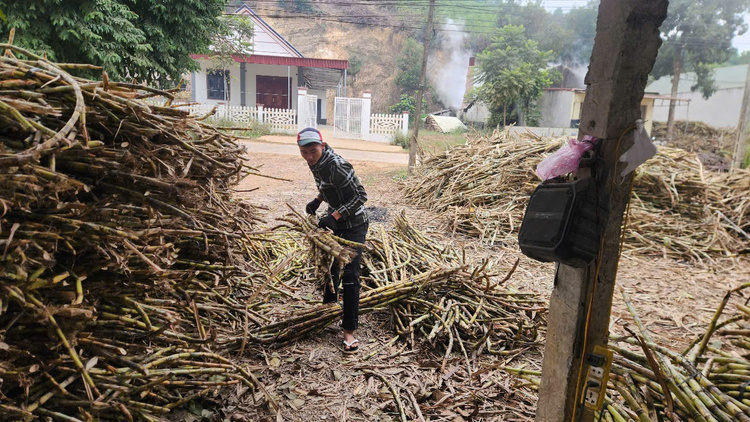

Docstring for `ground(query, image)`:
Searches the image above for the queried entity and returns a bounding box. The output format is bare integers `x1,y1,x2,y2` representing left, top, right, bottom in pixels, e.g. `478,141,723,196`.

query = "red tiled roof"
191,54,349,70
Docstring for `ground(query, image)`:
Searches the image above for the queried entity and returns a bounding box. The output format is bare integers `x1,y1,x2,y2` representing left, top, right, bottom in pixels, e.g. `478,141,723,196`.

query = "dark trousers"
323,222,368,331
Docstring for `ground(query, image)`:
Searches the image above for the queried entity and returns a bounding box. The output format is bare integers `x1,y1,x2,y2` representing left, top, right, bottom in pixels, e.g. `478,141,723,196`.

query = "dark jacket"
309,145,368,230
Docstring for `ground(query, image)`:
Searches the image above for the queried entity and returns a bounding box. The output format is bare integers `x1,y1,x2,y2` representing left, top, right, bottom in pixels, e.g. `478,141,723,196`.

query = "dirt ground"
253,125,404,154
225,145,750,421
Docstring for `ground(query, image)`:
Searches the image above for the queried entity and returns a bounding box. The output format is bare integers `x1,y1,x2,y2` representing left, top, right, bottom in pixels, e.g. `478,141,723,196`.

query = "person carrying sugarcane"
298,127,368,353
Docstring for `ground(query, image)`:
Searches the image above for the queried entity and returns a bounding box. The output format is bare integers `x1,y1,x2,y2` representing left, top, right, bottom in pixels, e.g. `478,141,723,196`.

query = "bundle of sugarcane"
631,146,715,217
239,211,547,363
364,212,546,359
402,129,560,241
0,44,275,419
622,149,748,261
652,121,737,154
501,286,750,422
592,284,750,422
707,169,750,238
653,121,736,140
403,129,749,260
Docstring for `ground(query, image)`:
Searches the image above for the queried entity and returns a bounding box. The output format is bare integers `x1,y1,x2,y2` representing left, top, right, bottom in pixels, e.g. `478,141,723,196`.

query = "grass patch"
389,168,408,181
206,118,272,139
392,129,471,154
418,130,469,154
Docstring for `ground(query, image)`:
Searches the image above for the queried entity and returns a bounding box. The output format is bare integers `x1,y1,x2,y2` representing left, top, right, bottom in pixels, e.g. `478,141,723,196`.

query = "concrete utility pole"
535,1,669,422
408,0,435,176
733,65,750,169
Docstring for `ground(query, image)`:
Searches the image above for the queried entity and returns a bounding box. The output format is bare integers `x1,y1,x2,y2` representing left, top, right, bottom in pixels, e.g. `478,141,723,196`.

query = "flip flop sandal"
343,339,360,354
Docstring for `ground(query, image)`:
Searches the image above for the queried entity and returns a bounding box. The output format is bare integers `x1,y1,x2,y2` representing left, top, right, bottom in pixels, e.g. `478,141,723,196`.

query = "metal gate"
334,97,363,139
298,94,317,130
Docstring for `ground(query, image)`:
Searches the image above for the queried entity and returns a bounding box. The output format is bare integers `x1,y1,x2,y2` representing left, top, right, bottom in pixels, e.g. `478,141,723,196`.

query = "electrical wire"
243,6,750,46
569,124,637,422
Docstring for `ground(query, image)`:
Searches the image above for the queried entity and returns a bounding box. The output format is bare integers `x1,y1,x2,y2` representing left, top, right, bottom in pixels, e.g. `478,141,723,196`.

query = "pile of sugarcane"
404,129,558,244
653,121,737,155
403,128,750,260
0,44,277,420
0,44,549,420
227,211,546,362
597,286,750,422
501,284,750,422
626,147,749,261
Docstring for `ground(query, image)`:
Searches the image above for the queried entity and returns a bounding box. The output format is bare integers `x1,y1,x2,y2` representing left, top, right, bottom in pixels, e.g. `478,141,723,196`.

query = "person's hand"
317,214,337,231
306,198,322,215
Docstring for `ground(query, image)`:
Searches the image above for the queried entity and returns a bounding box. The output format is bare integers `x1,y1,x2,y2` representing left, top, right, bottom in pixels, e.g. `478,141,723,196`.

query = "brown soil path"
241,140,408,165
250,125,405,153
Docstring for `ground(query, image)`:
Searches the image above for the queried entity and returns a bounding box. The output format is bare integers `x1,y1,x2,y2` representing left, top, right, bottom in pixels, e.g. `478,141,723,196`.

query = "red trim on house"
191,54,349,70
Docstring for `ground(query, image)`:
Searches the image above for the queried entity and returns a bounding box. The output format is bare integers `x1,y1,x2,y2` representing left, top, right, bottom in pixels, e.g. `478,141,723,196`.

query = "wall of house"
193,60,300,110
460,101,491,124
252,22,297,57
307,88,328,120
641,98,655,134
571,92,585,123
539,91,576,128
193,61,243,107
651,88,743,129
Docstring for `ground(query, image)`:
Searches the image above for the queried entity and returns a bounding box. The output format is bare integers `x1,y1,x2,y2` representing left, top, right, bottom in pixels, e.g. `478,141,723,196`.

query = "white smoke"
429,19,472,110
564,64,589,88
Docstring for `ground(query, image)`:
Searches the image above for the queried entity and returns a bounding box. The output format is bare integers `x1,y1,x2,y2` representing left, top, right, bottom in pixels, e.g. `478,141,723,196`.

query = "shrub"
392,133,410,149
390,94,427,116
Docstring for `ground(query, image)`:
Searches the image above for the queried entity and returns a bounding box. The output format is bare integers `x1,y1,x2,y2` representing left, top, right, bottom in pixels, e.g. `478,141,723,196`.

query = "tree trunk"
516,102,526,127
408,0,436,176
503,103,507,127
733,65,750,169
666,44,683,142
223,68,228,103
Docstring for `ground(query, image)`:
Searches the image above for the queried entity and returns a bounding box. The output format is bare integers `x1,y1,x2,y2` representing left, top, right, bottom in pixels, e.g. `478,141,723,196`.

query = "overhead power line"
250,10,750,46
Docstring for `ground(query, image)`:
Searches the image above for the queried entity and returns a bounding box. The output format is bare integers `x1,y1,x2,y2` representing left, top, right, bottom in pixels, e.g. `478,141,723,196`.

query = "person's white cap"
297,127,323,146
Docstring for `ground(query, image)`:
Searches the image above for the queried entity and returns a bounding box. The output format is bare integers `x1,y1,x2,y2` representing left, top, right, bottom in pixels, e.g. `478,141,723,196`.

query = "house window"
207,70,230,101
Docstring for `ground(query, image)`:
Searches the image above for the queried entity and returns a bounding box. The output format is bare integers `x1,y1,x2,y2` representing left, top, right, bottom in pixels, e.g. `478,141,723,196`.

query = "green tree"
396,38,426,95
0,0,226,85
348,55,362,79
475,25,556,127
652,0,750,140
495,1,598,65
389,94,427,116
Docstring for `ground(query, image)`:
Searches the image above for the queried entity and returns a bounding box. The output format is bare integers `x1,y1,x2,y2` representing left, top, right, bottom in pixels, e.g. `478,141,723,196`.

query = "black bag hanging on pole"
518,175,609,268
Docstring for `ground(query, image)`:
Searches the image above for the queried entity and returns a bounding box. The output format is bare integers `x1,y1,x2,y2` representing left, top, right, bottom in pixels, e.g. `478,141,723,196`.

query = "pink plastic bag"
536,135,598,181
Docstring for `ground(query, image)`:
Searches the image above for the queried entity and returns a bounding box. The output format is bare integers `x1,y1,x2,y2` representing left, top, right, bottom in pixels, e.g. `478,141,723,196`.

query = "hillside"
261,5,409,114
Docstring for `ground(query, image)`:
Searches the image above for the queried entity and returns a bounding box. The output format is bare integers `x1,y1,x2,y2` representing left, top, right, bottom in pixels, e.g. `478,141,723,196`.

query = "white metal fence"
180,104,297,134
168,94,407,142
334,97,364,139
298,94,318,130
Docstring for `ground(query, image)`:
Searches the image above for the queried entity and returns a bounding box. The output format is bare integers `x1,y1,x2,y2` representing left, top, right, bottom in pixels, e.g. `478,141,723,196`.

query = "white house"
188,5,349,126
538,88,660,135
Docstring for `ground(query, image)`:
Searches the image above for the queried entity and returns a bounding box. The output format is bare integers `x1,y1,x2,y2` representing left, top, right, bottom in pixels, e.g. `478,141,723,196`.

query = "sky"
539,0,750,52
